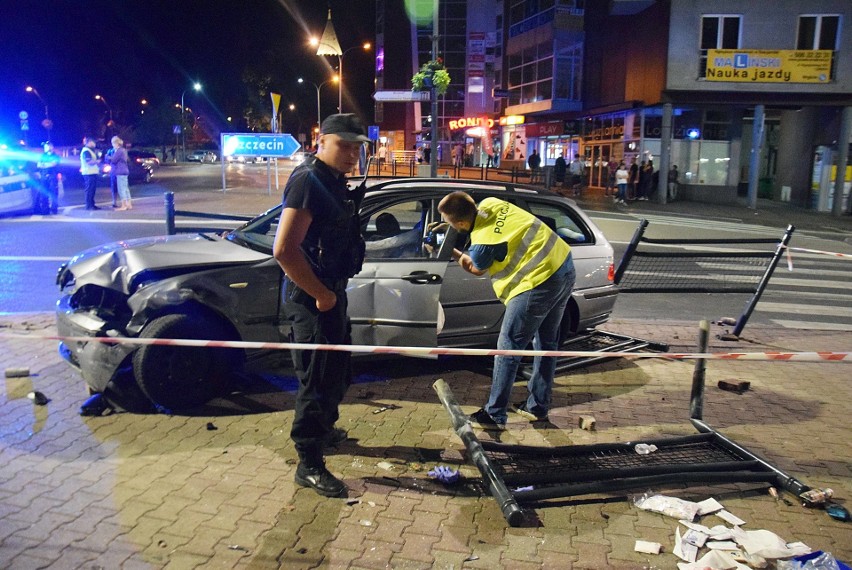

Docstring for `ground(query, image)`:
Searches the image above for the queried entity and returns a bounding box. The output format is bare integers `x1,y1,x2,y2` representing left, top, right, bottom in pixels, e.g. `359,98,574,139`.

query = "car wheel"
132,312,242,411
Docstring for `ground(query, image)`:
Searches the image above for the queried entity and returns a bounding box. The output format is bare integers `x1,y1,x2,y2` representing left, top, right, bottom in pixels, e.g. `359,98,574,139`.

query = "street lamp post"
25,86,51,143
336,43,371,113
298,76,338,141
180,82,202,161
94,94,113,124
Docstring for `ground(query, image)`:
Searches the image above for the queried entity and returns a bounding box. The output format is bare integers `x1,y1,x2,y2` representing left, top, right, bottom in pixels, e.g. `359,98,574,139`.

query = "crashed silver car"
56,178,618,411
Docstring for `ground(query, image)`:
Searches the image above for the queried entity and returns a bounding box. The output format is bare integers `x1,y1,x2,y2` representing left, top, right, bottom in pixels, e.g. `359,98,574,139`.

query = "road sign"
221,133,301,159
372,90,431,102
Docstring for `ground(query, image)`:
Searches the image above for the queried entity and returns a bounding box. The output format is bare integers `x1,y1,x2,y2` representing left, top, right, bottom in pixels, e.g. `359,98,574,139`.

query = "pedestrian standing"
437,191,575,428
668,164,680,201
605,160,618,197
553,152,567,192
109,136,132,210
527,148,542,183
615,162,629,204
377,144,387,171
80,137,100,210
569,153,585,196
35,142,60,215
627,157,639,200
272,113,369,498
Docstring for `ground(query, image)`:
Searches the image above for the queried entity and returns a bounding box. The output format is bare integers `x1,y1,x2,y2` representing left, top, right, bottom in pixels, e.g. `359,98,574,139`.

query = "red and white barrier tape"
2,333,850,362
782,245,852,260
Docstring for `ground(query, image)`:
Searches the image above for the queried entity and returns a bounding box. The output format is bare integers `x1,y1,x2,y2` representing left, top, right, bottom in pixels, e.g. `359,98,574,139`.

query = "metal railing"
164,192,253,235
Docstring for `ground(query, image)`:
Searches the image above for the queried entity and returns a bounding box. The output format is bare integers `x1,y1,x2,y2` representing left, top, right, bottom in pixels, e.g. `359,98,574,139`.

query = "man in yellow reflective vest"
438,191,576,428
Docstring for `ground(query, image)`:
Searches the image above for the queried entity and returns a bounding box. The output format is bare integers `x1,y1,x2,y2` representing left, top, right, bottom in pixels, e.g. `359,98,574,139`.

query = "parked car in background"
55,178,617,412
101,149,156,183
187,149,218,163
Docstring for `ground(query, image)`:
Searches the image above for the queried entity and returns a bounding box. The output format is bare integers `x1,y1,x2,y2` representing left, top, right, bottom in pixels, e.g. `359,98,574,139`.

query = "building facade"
373,0,852,211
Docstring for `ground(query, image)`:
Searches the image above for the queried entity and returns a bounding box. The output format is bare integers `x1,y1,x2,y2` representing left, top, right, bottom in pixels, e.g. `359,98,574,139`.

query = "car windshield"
226,205,283,252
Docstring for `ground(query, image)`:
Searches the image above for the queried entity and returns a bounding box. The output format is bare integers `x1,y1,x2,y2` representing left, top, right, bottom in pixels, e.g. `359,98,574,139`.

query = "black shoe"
511,402,548,422
295,463,347,497
468,408,505,430
85,206,101,210
324,427,348,447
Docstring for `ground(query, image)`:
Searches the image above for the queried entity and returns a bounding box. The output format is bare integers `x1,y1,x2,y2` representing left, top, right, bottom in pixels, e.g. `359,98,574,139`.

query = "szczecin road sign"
221,133,301,159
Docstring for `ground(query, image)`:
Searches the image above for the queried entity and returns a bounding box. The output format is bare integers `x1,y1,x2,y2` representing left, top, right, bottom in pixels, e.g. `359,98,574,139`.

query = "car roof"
362,177,571,204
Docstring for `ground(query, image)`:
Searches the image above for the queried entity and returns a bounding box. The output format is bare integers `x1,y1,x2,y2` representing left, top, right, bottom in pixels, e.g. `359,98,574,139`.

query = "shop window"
699,15,741,78
672,140,731,187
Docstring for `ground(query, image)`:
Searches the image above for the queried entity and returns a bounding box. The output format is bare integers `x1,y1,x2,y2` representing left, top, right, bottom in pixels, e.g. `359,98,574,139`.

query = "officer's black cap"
320,113,370,143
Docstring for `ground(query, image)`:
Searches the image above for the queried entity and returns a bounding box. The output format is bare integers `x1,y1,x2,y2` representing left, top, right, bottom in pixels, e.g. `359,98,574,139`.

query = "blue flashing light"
687,128,700,140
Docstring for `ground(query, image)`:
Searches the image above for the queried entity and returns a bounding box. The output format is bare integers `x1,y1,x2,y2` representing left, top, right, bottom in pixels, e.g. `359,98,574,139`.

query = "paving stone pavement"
1,312,850,569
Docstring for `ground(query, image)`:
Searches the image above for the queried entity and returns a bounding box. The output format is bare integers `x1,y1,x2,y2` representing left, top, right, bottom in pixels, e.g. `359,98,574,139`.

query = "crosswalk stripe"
755,302,852,318
770,320,852,331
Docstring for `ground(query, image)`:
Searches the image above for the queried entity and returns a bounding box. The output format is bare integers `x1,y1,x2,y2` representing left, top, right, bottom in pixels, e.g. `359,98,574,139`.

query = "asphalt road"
2,162,852,333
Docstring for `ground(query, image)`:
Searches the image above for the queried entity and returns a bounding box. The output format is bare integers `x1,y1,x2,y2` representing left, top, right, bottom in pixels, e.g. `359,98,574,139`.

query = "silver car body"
56,178,617,399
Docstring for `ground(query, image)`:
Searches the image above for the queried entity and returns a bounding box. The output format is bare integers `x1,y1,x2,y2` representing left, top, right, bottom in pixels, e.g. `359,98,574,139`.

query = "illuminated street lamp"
180,82,202,161
94,94,113,124
311,10,371,113
298,76,338,133
25,86,51,143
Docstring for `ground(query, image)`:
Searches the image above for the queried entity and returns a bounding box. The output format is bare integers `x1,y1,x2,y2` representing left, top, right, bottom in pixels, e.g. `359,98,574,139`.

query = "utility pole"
430,0,439,178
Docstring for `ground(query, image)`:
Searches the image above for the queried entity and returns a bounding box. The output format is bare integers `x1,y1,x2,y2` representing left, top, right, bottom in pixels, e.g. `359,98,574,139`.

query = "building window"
797,15,840,50
699,15,741,78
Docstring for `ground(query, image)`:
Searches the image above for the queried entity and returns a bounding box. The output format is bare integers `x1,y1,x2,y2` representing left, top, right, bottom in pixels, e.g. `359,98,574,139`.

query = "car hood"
62,234,270,294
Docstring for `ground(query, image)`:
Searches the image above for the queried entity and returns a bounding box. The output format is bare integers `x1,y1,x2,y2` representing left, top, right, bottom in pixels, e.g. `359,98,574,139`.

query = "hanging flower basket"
411,59,451,96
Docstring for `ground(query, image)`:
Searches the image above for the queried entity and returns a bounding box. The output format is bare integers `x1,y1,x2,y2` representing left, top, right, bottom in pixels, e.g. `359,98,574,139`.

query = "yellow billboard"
705,49,832,83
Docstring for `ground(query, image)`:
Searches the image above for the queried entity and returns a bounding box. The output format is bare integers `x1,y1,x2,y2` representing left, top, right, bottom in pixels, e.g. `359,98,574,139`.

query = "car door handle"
401,271,442,284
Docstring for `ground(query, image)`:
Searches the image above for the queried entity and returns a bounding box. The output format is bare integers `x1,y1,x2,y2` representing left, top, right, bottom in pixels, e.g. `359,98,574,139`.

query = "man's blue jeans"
485,259,576,423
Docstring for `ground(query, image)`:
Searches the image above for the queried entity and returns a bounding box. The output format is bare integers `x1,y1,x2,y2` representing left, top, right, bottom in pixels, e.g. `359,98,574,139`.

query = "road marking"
755,302,852,318
0,216,240,226
771,320,852,331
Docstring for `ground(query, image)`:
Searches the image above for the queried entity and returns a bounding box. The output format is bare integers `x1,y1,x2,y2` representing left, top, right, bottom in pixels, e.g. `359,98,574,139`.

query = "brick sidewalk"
1,313,850,569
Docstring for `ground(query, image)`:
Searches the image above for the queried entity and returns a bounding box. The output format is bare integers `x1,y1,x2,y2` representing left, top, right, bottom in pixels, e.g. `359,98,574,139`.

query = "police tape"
3,333,850,362
782,245,852,260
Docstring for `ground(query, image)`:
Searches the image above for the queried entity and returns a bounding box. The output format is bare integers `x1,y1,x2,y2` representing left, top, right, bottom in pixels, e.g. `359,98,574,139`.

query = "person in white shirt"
80,137,101,210
614,162,629,205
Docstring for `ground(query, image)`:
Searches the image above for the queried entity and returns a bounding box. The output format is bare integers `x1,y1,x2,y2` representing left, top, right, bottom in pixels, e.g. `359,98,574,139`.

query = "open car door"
348,196,453,349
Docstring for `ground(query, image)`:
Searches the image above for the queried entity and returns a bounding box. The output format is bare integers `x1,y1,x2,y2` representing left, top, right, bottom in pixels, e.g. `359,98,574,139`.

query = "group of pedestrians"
34,135,134,214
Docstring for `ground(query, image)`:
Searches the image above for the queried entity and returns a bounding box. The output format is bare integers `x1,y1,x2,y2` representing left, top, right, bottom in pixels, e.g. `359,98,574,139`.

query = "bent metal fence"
614,219,795,337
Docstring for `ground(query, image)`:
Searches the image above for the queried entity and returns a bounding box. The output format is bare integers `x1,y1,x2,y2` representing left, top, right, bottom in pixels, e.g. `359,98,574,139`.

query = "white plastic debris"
729,527,812,559
674,527,698,563
716,509,747,526
634,540,662,555
634,443,658,455
635,493,702,521
696,497,725,515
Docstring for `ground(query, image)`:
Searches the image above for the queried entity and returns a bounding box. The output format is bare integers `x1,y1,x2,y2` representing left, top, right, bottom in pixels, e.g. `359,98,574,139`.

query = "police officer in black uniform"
272,113,369,497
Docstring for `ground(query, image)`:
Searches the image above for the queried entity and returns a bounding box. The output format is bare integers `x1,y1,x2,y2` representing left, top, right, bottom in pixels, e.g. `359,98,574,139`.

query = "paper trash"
730,527,812,559
677,549,752,570
634,540,662,555
635,494,702,521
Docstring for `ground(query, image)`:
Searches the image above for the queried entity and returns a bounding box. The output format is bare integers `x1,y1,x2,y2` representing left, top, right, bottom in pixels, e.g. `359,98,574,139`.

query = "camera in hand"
423,229,446,248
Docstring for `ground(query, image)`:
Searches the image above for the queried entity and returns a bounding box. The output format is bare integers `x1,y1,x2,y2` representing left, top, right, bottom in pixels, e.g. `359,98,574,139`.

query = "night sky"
0,0,377,147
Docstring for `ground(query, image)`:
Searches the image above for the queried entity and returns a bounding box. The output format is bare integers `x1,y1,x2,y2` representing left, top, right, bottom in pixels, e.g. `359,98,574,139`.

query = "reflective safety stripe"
493,221,563,302
492,218,542,281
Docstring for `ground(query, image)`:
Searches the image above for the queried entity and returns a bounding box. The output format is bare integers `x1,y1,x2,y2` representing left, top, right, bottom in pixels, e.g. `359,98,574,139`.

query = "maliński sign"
705,49,832,83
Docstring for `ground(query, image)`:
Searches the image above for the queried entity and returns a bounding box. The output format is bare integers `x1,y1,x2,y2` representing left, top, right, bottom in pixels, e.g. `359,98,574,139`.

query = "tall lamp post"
311,10,371,113
180,82,202,161
298,76,338,141
25,86,51,143
336,43,371,113
94,94,113,124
